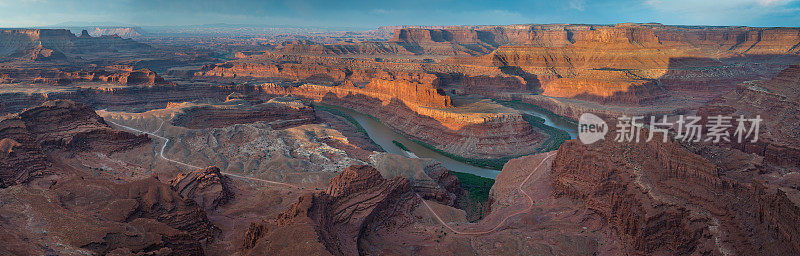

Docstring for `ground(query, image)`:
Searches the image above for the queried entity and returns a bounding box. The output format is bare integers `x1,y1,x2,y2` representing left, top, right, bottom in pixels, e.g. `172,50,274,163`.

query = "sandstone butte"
0,29,149,59
205,23,800,107
256,82,542,159
184,24,797,160
0,29,167,86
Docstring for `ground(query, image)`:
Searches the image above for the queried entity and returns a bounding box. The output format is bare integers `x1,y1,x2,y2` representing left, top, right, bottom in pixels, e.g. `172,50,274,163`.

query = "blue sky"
0,0,798,28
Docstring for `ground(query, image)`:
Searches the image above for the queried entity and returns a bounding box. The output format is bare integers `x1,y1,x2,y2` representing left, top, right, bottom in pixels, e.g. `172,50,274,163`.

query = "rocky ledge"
551,136,800,255
169,97,316,130
243,165,418,255
169,166,234,212
0,100,220,255
0,100,149,188
261,83,544,159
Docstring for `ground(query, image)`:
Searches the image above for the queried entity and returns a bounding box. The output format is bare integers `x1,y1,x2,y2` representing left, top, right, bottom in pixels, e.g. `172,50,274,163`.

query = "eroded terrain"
1,23,799,255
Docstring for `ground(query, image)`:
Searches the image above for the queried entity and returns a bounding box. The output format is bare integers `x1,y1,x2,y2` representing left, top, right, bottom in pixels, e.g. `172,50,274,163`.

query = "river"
326,103,576,179
500,101,578,139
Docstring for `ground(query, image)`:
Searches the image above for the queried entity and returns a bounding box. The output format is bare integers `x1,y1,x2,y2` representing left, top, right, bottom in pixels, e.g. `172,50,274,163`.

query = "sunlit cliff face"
437,24,800,103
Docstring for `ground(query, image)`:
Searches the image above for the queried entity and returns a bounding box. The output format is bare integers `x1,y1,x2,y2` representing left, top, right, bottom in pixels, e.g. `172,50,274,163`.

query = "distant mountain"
0,28,150,61
48,21,135,27
86,27,145,38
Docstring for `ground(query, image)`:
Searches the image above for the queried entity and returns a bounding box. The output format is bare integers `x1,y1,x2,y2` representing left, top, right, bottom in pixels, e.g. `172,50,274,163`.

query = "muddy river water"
327,102,576,179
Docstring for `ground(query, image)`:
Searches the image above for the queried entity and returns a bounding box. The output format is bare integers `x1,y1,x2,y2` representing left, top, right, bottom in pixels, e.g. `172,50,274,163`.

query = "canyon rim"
1,0,800,255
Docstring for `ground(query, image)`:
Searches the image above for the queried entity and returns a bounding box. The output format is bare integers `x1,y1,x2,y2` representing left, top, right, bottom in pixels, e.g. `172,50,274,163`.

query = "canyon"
0,22,799,256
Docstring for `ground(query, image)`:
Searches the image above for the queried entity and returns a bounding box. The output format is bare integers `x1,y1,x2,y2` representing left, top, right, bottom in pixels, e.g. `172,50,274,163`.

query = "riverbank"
313,101,577,174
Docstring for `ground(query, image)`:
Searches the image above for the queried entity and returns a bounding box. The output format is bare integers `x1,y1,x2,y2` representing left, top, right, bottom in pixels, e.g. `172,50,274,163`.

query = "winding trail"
107,117,556,236
417,152,556,236
105,119,300,188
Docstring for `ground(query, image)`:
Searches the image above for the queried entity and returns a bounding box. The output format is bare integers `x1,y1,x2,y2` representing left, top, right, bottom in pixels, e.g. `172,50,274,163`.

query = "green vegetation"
498,100,578,127
523,114,572,152
313,104,368,134
311,100,578,222
318,102,511,169
313,103,384,149
410,138,510,170
319,101,576,171
407,109,572,170
392,140,409,151
496,99,575,152
449,171,495,202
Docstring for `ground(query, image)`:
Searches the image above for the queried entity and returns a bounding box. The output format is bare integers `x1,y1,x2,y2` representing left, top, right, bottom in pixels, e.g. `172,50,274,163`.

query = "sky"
0,0,798,29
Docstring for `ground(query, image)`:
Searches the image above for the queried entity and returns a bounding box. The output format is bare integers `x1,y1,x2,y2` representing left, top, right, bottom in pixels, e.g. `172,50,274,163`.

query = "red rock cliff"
0,100,150,187
551,137,800,255
251,165,417,256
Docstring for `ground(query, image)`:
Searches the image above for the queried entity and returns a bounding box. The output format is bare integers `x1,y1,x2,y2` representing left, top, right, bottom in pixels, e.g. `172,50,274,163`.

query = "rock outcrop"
755,181,800,253
169,166,234,211
261,83,544,158
0,175,220,255
0,100,219,255
197,59,453,108
552,138,718,255
13,45,68,61
0,100,149,187
247,165,417,256
551,137,800,255
0,29,150,61
0,66,170,86
169,98,316,129
699,62,800,166
369,153,465,206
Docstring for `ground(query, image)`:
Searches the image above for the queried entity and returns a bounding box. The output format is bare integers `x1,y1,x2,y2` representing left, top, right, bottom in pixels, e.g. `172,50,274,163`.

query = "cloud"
642,0,799,25
569,0,586,11
645,0,797,9
756,0,795,6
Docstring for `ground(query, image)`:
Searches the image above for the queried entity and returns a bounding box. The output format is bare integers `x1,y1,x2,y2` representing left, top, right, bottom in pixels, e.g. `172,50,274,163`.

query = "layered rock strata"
551,137,800,255
169,98,316,129
699,62,800,166
0,100,219,255
0,175,220,255
169,166,234,211
247,165,417,255
0,29,150,61
369,153,465,206
260,83,544,158
0,100,149,187
0,66,170,85
197,60,453,108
